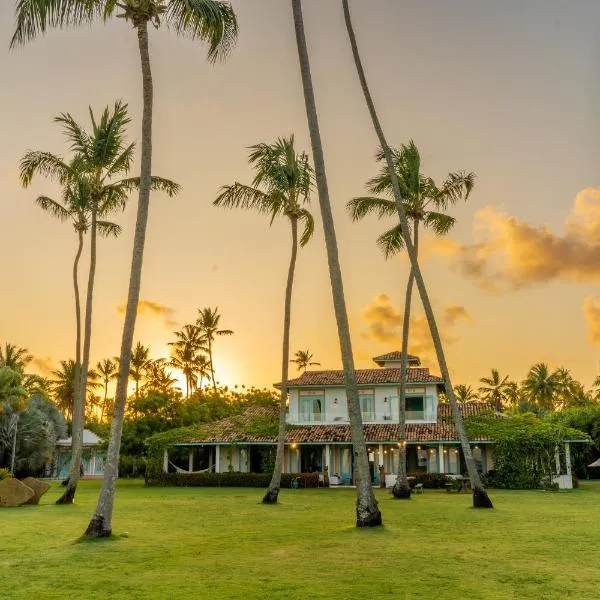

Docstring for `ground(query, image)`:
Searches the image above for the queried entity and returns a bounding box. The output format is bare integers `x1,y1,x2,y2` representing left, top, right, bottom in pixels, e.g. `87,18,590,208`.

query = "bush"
406,471,451,489
118,455,147,479
146,471,319,488
0,468,13,480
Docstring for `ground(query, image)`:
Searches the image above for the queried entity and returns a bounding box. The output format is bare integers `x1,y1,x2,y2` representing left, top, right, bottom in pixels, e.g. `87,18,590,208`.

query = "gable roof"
372,352,421,366
166,402,496,445
278,367,443,388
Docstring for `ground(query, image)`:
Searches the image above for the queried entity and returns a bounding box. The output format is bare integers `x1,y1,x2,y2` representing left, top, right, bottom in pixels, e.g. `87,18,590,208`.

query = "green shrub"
146,471,319,488
0,468,13,480
118,455,147,479
406,471,450,489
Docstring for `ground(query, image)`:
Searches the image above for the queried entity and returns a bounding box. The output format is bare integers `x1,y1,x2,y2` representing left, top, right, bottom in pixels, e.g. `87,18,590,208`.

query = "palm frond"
96,220,122,238
214,183,278,214
423,211,456,236
34,195,71,221
120,176,181,197
19,151,73,187
346,196,397,221
165,0,239,63
376,224,406,259
54,112,92,160
435,171,476,208
298,208,314,247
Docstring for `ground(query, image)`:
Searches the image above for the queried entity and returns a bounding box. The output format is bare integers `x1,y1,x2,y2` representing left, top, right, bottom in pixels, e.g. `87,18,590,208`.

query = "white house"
53,429,105,479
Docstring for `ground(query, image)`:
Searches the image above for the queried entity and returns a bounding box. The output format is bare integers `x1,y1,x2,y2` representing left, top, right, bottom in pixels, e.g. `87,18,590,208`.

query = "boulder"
21,477,51,505
0,478,34,507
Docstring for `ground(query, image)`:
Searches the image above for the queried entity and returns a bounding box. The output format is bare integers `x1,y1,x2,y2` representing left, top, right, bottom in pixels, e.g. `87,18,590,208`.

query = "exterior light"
417,445,421,450
290,442,297,449
384,397,388,403
443,450,448,454
333,398,338,405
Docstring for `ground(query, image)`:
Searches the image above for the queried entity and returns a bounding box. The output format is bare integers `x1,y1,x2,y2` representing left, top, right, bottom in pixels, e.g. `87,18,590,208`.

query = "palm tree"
12,0,238,538
0,344,32,374
196,307,233,393
129,342,152,400
215,135,315,504
21,101,175,504
478,369,510,412
96,358,118,422
49,360,100,418
348,141,474,499
291,0,381,526
168,324,207,397
291,349,320,372
522,363,565,412
144,359,179,395
341,0,492,508
454,384,479,403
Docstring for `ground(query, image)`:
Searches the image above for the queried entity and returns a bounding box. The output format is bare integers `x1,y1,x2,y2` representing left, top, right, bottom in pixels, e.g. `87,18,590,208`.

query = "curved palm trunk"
392,223,419,499
100,378,108,423
85,21,154,537
292,0,381,527
342,0,492,508
208,338,216,393
58,212,98,504
263,216,298,503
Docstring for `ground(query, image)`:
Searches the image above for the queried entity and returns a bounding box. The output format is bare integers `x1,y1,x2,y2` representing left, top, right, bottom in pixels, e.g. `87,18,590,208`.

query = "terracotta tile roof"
175,402,495,445
372,351,421,366
278,367,443,388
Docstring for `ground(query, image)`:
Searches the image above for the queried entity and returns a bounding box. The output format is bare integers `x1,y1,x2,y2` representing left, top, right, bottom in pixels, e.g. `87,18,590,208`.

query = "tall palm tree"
348,141,474,499
49,360,100,418
215,135,315,504
12,0,238,538
96,358,118,422
168,324,207,397
129,342,152,400
454,384,479,403
0,344,32,374
196,307,233,393
143,359,179,395
291,0,381,526
291,349,320,372
21,101,176,504
522,363,563,411
478,369,510,412
341,0,492,508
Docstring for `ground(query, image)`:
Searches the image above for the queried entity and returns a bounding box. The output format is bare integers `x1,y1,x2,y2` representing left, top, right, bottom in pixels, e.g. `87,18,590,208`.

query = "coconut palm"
0,344,32,374
341,0,492,507
144,359,179,395
196,307,233,393
215,135,315,504
291,0,382,525
522,363,563,411
291,349,320,372
12,0,238,537
454,384,478,403
348,141,474,499
129,342,152,400
49,360,100,418
478,369,510,412
96,358,118,422
168,324,207,397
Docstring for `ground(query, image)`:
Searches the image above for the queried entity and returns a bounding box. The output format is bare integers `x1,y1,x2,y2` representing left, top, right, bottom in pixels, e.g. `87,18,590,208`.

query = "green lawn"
2,480,599,599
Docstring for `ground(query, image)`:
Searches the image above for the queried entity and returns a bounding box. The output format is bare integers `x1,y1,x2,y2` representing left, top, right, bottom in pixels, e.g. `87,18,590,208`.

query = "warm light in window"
290,442,297,449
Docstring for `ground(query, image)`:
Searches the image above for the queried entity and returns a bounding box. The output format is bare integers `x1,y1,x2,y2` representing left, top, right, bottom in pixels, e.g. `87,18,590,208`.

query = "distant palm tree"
522,363,562,411
129,343,152,400
341,0,492,507
478,369,510,412
196,307,233,393
504,381,522,407
169,324,207,397
454,384,479,403
291,0,382,525
0,344,32,374
215,135,315,504
50,360,100,419
348,141,474,498
13,0,237,537
96,359,118,422
144,359,179,395
291,349,320,372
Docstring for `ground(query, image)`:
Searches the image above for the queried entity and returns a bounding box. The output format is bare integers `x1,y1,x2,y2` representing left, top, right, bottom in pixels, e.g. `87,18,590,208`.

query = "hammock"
168,460,215,475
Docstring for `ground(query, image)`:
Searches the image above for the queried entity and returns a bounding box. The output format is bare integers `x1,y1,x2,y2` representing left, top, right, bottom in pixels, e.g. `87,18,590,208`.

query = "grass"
2,480,600,599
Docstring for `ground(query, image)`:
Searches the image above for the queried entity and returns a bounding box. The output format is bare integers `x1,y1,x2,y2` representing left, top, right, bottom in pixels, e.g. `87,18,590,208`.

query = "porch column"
163,449,169,473
91,450,96,476
188,448,194,472
215,446,221,473
554,447,561,474
324,445,331,471
378,444,384,467
565,443,572,476
438,444,444,473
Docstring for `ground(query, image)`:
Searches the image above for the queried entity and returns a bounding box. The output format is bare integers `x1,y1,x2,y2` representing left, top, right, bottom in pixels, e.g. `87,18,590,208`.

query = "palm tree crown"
0,343,33,374
291,349,320,372
195,307,233,391
478,369,510,412
454,384,479,403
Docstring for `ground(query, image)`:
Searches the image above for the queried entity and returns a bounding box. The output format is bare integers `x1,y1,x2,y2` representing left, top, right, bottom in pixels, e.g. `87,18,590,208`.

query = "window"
299,391,324,422
358,389,375,421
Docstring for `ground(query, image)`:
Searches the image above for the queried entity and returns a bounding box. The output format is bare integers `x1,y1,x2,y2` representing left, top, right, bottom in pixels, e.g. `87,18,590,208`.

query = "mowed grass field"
2,479,599,599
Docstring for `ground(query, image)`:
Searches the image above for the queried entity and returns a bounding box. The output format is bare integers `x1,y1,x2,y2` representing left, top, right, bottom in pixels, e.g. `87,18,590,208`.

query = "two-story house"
160,352,496,485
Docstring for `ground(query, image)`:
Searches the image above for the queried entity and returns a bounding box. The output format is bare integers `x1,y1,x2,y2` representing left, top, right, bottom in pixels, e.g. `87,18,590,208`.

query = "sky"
1,0,600,393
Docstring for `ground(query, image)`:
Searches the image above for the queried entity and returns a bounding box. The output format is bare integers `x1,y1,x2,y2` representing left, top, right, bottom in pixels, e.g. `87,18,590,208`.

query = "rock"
0,478,34,507
21,477,51,505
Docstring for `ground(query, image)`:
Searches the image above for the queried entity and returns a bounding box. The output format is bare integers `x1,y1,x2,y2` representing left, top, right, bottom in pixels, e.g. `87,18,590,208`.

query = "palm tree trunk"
342,0,492,508
100,378,108,423
392,222,419,499
208,337,216,393
58,211,98,504
85,20,155,537
292,0,381,526
263,216,298,503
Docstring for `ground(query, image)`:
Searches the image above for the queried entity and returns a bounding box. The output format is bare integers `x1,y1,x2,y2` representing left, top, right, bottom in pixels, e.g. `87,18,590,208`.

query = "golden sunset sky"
1,1,600,391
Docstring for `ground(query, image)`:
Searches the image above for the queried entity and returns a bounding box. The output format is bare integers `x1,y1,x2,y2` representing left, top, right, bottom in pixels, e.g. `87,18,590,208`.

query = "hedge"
146,471,320,488
406,471,451,489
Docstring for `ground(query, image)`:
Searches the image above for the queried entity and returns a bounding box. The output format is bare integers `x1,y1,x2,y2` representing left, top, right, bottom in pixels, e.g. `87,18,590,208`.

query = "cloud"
116,299,177,329
427,188,600,292
583,295,600,349
30,356,54,376
361,294,470,362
